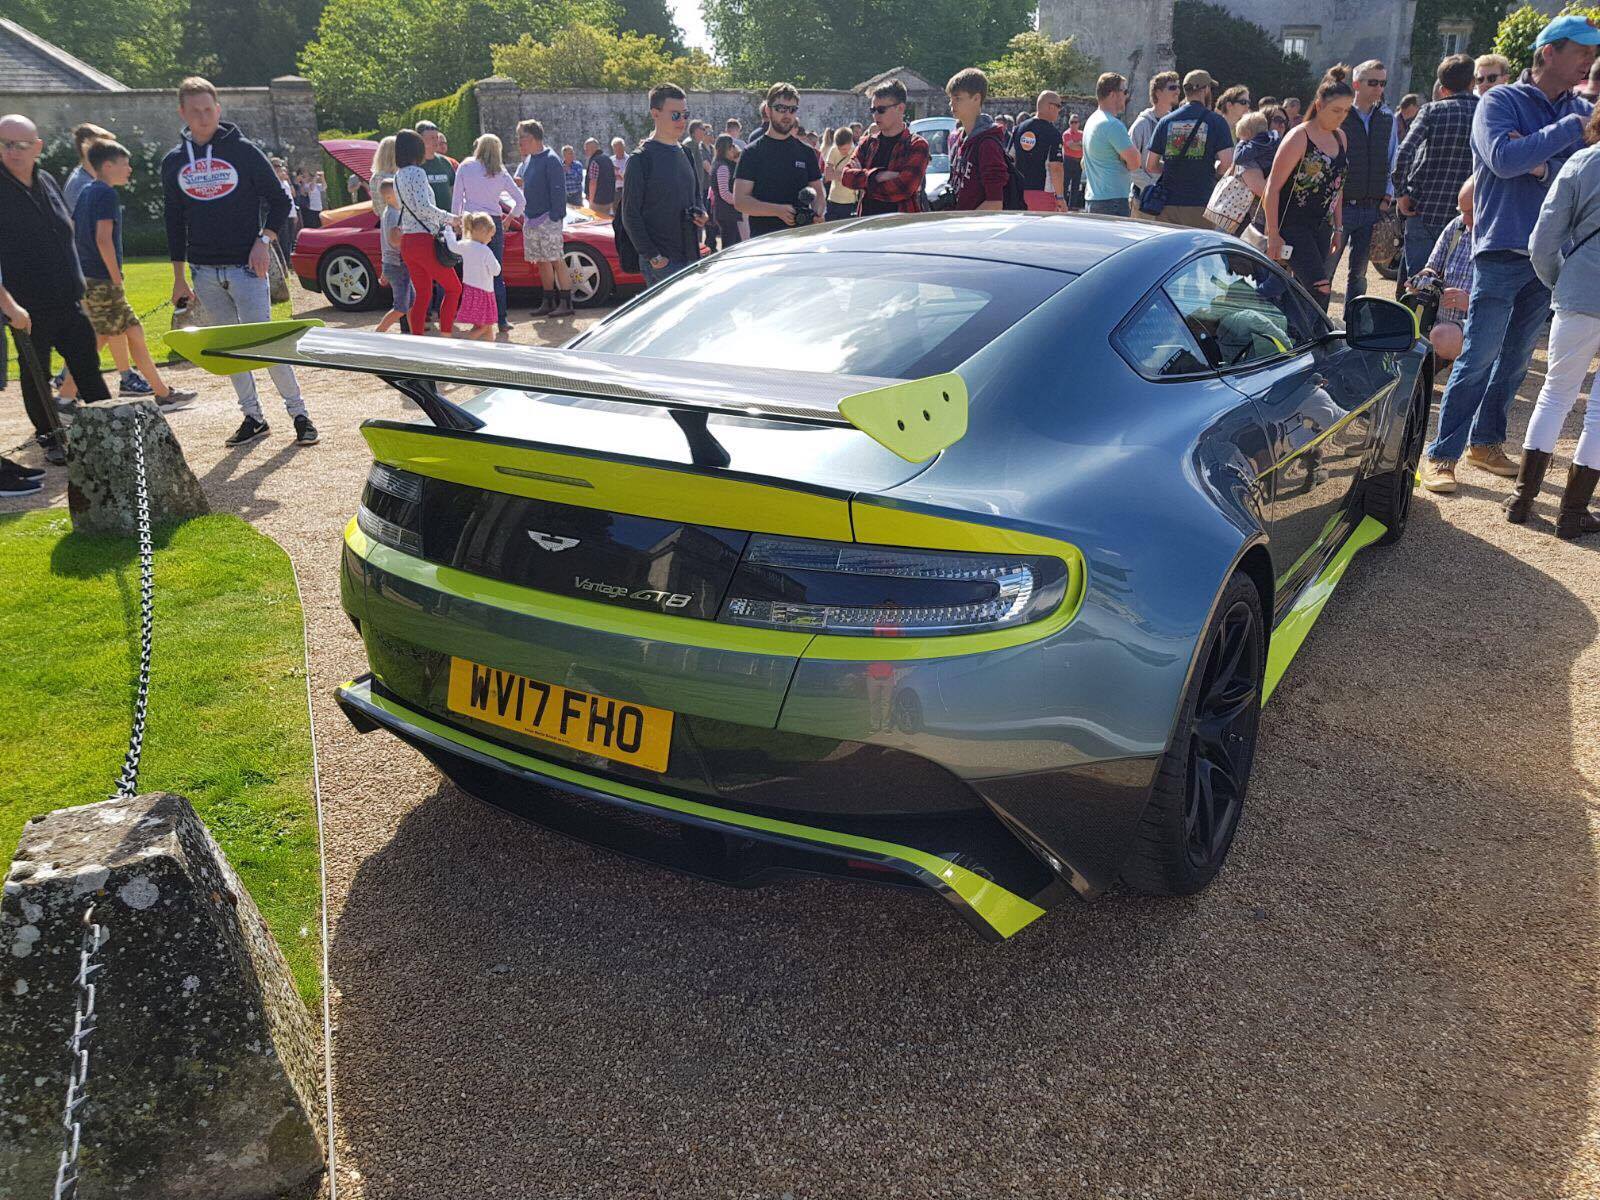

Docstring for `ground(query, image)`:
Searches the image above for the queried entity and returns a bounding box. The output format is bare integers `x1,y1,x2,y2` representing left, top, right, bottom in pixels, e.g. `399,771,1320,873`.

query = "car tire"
564,244,614,308
318,247,384,311
1363,376,1427,546
1121,572,1264,897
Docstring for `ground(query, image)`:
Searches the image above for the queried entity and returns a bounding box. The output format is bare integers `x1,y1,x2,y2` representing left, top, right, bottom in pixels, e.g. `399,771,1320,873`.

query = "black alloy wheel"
1368,378,1428,546
1182,597,1262,873
1122,573,1264,896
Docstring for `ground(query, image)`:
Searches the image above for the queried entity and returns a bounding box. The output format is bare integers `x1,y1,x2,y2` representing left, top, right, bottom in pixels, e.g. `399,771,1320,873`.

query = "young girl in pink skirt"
446,212,502,340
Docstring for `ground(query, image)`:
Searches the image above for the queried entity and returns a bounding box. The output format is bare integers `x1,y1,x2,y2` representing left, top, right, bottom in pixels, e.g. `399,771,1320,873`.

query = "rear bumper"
336,675,1064,940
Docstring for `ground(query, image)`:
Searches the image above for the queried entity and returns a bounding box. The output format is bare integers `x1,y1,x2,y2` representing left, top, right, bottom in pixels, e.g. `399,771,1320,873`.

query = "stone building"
0,16,127,91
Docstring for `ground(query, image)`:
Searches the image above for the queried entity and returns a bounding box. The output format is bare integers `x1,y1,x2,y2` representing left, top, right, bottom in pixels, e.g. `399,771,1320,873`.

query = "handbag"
1139,114,1203,216
1205,164,1259,236
397,182,461,269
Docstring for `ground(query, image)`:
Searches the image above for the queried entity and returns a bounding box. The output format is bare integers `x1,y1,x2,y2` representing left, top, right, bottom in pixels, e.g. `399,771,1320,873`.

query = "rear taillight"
719,534,1068,637
357,463,423,555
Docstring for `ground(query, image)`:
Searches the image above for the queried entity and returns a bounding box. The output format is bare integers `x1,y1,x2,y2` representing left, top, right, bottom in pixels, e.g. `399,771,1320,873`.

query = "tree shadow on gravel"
329,504,1599,1200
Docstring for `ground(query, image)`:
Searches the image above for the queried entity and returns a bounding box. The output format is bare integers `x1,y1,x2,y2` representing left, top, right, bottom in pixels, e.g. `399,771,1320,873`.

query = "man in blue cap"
1420,13,1597,494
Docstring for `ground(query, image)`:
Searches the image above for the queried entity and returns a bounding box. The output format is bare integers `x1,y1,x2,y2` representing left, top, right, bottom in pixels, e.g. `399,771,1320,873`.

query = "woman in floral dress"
1263,66,1355,309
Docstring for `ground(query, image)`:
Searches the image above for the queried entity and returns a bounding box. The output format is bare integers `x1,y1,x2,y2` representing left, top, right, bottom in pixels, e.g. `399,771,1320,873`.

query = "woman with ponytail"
1262,66,1355,308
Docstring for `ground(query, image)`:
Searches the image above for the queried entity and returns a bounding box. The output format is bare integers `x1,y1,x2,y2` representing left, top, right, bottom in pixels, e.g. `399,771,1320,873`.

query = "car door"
1163,252,1373,602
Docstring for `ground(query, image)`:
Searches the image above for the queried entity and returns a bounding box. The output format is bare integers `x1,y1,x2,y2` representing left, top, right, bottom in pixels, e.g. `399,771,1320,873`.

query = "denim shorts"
383,257,413,314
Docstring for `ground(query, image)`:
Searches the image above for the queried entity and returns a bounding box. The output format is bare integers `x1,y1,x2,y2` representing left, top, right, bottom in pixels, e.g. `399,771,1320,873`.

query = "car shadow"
327,504,1599,1197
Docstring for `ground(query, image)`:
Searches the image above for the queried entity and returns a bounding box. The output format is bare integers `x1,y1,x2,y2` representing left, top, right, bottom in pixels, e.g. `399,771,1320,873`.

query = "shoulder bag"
1205,162,1259,236
397,178,461,269
1139,115,1202,216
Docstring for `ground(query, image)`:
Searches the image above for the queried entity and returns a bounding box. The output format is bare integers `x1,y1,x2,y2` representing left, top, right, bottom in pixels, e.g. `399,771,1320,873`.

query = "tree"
613,0,684,50
300,0,608,130
980,32,1100,97
1172,0,1316,103
701,0,1035,91
493,21,723,90
181,0,329,84
0,0,189,86
1492,3,1600,78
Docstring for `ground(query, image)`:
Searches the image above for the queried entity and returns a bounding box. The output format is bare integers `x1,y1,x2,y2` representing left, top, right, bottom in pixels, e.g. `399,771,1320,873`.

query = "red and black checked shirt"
839,130,931,214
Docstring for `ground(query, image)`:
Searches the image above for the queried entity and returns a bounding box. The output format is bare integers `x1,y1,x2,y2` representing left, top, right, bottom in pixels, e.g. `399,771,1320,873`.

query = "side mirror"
1345,295,1419,352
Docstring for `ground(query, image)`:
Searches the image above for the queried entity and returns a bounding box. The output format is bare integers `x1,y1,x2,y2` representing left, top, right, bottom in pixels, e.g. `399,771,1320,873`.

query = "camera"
793,186,818,227
1401,269,1443,335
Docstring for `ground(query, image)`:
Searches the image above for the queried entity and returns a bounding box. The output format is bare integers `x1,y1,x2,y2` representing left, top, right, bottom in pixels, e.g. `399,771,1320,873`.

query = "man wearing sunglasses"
621,83,706,287
823,78,930,215
734,82,824,235
1330,59,1398,301
1129,71,1180,215
1474,55,1512,96
0,112,111,468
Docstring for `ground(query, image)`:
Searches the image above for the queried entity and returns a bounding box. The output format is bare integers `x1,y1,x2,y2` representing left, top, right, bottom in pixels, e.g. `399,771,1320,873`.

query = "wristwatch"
257,233,273,245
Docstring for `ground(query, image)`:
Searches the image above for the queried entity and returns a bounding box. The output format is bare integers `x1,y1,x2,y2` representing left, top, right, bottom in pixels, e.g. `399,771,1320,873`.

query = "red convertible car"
289,140,645,311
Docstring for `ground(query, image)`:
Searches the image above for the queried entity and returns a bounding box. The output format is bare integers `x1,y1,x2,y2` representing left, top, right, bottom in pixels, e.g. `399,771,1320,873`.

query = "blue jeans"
189,264,304,422
1426,251,1551,461
1086,197,1130,216
640,258,693,287
489,217,509,326
1402,215,1447,281
1334,201,1384,299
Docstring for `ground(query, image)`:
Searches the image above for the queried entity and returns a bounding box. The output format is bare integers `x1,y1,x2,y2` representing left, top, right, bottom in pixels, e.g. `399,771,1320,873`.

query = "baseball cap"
1183,69,1216,91
1533,14,1600,48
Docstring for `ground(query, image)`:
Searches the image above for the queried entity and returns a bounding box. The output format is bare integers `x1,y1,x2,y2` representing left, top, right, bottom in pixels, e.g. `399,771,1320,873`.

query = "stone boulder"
0,793,324,1199
67,400,209,537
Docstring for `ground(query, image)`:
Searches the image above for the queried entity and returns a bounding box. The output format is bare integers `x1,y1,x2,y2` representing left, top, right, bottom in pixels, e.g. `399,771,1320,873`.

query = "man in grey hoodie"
1507,113,1600,538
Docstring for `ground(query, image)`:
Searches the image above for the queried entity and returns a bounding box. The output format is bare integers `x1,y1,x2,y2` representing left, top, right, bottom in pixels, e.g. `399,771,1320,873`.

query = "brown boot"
1504,448,1552,524
1465,442,1520,477
549,290,574,317
1555,463,1600,540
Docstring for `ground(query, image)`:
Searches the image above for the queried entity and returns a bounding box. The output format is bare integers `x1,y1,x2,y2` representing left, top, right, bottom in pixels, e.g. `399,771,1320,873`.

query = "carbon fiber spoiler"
166,320,968,463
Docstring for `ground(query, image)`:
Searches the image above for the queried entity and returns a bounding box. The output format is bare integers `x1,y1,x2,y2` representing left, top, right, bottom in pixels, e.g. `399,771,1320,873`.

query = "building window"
1281,27,1317,59
1439,21,1472,57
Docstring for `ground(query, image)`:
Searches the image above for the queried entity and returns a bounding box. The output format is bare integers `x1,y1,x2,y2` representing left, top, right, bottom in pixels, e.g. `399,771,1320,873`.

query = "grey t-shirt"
619,137,700,262
379,204,403,267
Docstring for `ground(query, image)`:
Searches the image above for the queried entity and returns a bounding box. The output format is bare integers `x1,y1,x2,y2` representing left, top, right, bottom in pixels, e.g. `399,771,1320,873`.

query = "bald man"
1012,92,1066,211
0,113,109,466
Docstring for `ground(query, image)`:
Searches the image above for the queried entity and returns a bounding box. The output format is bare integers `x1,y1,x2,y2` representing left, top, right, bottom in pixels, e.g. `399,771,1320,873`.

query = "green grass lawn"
0,511,322,1004
59,256,294,376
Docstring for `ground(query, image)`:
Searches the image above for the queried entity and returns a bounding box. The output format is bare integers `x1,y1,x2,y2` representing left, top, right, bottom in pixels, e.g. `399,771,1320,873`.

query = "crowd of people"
1,17,1598,531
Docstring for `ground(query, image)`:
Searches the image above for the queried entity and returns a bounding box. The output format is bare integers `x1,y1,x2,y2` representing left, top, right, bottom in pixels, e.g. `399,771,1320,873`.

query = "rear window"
575,253,1069,380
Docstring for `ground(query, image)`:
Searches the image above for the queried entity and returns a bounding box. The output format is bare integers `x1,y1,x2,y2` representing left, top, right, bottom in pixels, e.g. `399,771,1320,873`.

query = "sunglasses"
1475,73,1503,83
1163,83,1181,91
665,109,690,120
770,103,799,115
869,102,903,114
1364,79,1388,87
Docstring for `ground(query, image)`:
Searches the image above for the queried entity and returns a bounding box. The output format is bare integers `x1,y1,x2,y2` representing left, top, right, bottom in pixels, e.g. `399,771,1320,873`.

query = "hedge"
384,81,481,162
40,137,170,258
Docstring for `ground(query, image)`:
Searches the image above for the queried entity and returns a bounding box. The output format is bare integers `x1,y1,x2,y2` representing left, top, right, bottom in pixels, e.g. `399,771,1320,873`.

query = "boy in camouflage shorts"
73,140,196,407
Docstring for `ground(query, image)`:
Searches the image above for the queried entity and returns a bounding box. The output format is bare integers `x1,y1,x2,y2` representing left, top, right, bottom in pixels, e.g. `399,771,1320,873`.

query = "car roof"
723,211,1170,275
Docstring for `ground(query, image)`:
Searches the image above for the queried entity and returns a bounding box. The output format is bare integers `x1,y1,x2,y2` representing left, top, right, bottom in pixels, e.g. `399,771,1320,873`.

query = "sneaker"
1420,457,1458,494
1465,443,1520,478
0,463,42,497
38,435,67,467
154,388,198,409
293,414,320,445
226,415,270,446
1,457,45,481
119,371,154,396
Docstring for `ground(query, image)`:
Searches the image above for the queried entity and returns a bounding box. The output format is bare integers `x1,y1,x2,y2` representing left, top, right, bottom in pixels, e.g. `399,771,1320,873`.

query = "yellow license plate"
446,657,673,772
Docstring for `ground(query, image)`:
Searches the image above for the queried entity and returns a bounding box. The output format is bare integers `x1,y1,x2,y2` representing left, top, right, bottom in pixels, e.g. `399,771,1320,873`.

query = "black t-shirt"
734,134,822,237
586,152,616,205
860,131,904,216
1011,118,1063,192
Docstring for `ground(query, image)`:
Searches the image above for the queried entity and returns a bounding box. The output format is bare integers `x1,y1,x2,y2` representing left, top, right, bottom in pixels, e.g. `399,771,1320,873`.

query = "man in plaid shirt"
1393,53,1478,277
823,78,930,215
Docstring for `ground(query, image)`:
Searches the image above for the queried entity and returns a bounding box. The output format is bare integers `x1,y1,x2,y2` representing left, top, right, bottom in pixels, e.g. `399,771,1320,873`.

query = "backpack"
1000,140,1026,211
611,141,651,274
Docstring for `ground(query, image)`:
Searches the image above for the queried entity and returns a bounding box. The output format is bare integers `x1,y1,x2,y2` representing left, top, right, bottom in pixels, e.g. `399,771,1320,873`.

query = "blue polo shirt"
72,179,120,280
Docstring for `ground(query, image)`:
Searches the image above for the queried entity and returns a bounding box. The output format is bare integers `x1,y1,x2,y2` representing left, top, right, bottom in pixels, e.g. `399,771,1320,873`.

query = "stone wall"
1041,0,1177,108
0,75,320,172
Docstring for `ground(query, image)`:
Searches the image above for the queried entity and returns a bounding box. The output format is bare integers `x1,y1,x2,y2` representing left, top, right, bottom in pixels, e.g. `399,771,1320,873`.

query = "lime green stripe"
345,680,1046,938
1255,393,1383,482
1263,515,1387,703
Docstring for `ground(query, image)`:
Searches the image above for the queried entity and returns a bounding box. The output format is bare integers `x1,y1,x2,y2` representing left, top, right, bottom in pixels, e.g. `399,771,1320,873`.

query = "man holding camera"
621,83,706,287
734,82,824,236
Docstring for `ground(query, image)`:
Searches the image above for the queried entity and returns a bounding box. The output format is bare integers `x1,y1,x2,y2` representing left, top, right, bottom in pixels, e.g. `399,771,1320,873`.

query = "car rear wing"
166,319,968,464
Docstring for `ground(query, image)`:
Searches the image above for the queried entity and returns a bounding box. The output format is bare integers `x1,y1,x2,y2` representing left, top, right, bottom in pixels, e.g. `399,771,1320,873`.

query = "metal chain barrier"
53,907,106,1200
115,407,153,799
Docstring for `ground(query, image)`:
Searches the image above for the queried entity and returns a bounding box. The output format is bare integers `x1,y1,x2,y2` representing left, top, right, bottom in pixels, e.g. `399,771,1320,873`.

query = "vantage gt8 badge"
573,577,693,609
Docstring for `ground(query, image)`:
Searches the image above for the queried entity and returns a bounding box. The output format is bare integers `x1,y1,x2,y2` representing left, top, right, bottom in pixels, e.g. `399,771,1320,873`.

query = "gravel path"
4,277,1598,1199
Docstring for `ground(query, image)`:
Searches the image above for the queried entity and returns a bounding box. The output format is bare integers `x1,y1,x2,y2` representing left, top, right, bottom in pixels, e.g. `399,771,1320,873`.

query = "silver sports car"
173,212,1429,940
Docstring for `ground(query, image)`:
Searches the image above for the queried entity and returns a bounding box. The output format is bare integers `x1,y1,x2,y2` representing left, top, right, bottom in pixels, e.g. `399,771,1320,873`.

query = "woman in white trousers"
1510,113,1600,539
